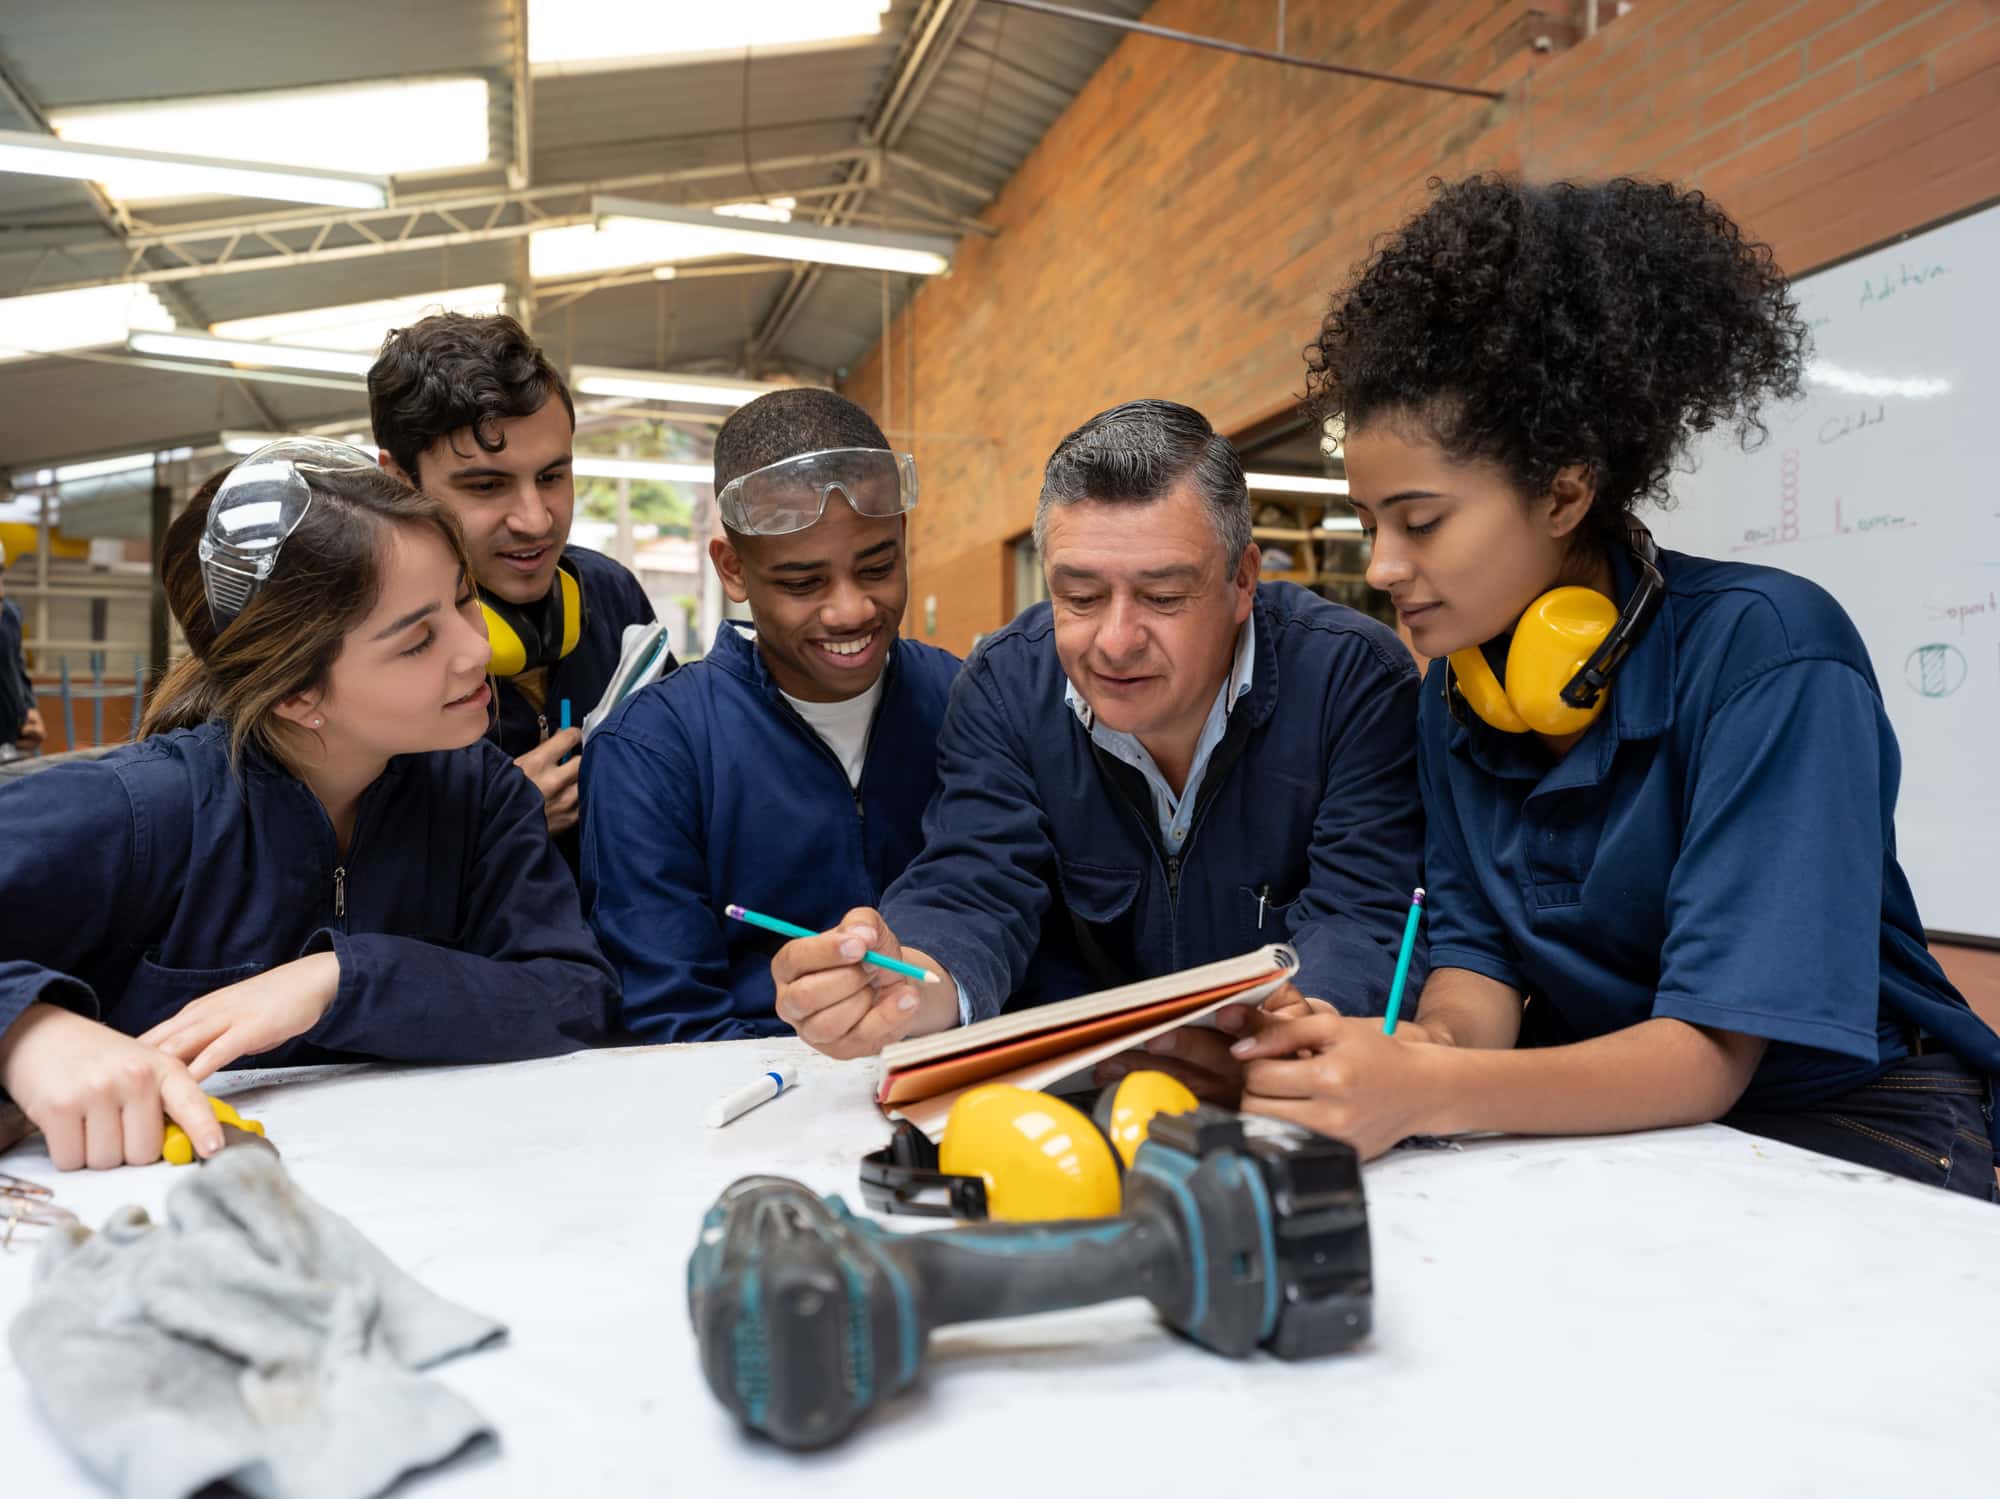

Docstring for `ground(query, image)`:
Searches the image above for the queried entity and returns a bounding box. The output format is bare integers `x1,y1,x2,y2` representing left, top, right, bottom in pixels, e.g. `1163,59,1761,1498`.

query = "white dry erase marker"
706,1065,797,1129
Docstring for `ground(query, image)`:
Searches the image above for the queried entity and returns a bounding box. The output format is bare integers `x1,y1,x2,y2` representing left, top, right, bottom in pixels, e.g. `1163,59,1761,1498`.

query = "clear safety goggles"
715,446,918,537
199,437,376,632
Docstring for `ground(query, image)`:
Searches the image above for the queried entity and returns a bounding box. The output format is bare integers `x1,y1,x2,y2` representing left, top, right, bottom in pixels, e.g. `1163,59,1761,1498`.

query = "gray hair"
1033,399,1251,564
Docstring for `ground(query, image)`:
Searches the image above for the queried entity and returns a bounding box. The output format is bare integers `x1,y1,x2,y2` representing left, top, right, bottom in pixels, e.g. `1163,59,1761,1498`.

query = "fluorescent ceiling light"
211,285,506,352
1319,515,1364,533
529,0,890,71
221,430,371,456
1804,358,1950,401
572,365,782,408
594,197,953,276
47,78,488,200
0,128,388,209
1247,472,1350,496
53,451,168,484
127,330,374,379
572,456,712,484
0,281,174,362
530,198,796,280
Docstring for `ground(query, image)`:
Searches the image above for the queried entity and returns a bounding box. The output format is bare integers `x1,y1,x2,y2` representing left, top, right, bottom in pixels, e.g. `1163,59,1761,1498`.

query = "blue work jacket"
882,582,1427,1020
0,721,618,1063
490,545,663,871
580,621,961,1041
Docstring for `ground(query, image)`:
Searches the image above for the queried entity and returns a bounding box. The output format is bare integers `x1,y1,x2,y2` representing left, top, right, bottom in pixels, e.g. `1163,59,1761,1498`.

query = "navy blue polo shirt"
1419,546,2000,1114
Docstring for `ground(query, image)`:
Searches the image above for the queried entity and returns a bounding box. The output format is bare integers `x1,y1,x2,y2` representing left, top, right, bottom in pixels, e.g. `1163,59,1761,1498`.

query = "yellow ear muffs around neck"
481,561,584,679
1448,585,1622,737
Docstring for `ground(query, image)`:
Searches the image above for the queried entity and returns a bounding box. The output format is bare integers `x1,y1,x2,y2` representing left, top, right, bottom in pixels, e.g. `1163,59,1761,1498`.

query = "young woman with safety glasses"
1221,176,1999,1199
0,441,618,1170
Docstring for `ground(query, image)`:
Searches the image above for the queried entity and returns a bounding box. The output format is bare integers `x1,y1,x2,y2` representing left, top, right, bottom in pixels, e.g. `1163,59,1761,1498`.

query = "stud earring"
311,717,324,728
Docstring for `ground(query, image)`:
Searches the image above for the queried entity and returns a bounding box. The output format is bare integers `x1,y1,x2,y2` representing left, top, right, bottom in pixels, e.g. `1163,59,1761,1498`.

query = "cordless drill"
686,1106,1372,1450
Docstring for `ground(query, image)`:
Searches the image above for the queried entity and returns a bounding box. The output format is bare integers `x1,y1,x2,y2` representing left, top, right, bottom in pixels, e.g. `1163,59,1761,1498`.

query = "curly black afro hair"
1305,175,1808,551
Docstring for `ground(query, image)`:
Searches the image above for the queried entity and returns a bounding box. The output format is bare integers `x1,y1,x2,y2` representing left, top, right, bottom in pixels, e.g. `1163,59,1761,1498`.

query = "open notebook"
878,944,1298,1138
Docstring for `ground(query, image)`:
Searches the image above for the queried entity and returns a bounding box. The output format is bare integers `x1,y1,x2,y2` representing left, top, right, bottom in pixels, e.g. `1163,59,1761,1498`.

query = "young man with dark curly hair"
580,389,961,1041
766,398,1427,1066
1220,176,2000,1199
369,312,662,867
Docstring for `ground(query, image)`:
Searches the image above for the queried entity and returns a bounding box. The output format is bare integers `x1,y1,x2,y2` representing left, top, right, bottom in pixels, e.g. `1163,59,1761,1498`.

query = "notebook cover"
875,972,1274,1107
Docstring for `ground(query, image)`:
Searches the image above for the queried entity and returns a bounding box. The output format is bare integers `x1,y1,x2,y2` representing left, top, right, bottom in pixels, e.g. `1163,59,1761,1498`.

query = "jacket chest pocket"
1055,857,1142,974
1522,794,1607,898
116,951,267,1034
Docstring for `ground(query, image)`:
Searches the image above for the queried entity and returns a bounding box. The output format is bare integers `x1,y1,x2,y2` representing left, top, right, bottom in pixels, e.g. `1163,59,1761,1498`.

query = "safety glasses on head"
200,438,378,633
715,446,918,538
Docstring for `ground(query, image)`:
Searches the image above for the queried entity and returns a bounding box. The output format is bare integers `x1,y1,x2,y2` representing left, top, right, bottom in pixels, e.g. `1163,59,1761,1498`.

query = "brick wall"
849,0,2000,655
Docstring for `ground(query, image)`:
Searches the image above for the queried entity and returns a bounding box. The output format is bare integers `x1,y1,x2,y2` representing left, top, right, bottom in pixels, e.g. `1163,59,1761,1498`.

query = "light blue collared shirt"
1061,612,1257,852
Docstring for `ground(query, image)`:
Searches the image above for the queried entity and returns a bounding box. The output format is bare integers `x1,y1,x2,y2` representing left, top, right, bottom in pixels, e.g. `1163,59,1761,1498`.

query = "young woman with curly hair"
1225,176,1999,1198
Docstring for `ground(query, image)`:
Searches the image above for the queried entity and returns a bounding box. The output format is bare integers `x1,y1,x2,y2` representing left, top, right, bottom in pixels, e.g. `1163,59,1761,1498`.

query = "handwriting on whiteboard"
1924,591,1999,635
1732,450,1915,553
1857,261,1948,310
1819,404,1888,445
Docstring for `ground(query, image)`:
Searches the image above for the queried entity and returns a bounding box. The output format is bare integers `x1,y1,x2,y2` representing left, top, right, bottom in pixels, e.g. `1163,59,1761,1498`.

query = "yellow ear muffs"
1448,585,1621,737
859,1072,1197,1222
937,1085,1124,1223
481,599,528,678
1092,1069,1199,1170
480,561,584,679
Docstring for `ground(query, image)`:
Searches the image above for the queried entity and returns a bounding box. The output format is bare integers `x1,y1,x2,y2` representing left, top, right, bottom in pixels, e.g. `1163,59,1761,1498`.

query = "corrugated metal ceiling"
0,0,1143,475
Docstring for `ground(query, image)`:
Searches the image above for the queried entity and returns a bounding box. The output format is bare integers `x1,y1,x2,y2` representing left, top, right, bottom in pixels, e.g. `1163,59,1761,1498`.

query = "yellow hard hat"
937,1085,1122,1222
1094,1070,1199,1169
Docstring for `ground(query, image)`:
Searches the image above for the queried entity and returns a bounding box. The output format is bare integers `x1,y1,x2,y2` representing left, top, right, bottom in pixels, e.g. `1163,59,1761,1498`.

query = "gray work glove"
9,1138,504,1499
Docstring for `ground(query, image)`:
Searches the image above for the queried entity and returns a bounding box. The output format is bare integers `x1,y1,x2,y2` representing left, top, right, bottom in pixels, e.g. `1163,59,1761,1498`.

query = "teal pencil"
1381,887,1426,1036
725,904,941,985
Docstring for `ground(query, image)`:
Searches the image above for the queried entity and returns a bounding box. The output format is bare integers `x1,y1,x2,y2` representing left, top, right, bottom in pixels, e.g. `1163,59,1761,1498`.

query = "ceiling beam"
7,150,878,296
748,0,985,368
0,50,285,430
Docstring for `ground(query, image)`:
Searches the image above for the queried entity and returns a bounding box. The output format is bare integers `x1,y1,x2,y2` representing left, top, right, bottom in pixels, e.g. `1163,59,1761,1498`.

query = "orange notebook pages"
876,973,1273,1107
875,944,1300,1137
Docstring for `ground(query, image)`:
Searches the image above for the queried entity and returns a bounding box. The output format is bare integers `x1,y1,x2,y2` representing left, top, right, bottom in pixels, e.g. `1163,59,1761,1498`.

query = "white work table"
4,1039,1997,1496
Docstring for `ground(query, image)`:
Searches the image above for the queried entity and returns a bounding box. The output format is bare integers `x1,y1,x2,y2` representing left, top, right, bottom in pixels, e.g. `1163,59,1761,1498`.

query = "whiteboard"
1652,200,2000,940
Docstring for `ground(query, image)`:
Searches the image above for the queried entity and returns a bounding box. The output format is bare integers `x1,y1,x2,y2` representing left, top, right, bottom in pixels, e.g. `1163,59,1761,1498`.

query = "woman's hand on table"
137,952,341,1080
0,1003,222,1170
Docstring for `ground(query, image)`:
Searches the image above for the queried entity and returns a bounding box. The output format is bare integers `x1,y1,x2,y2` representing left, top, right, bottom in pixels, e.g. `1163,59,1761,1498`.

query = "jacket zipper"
537,711,549,743
771,692,878,833
333,865,347,921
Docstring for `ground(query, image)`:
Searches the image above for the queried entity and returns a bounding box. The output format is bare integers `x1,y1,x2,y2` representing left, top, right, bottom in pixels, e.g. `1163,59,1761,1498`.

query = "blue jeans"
1724,1053,1999,1202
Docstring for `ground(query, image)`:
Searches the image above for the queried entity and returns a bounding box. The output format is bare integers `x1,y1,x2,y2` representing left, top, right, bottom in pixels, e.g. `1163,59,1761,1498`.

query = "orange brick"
1655,118,1750,181
1805,60,1933,146
1703,0,1874,61
1742,56,1861,138
1703,46,1807,125
1859,0,1989,76
843,0,2000,652
1809,0,1946,68
1931,17,2000,84
1701,124,1808,196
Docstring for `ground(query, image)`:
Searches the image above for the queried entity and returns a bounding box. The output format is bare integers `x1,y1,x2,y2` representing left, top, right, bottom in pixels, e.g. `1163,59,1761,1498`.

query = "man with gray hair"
769,398,1424,1071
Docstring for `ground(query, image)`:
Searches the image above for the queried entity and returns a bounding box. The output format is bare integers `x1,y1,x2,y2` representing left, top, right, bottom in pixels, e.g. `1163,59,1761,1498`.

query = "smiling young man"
767,398,1427,1064
579,388,960,1041
368,312,661,866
